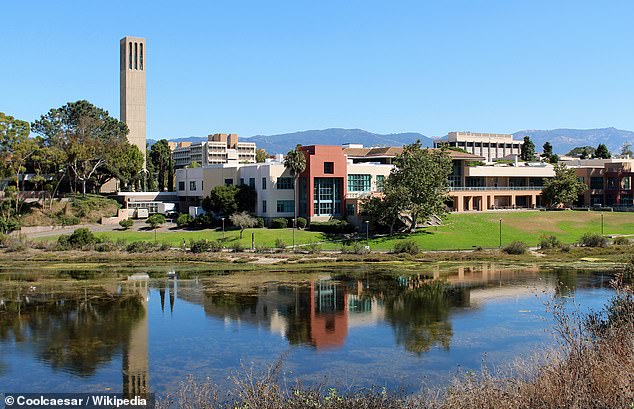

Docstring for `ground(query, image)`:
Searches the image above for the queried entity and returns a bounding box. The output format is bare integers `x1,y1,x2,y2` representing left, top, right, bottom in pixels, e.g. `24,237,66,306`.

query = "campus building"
433,132,523,162
563,158,634,207
173,133,256,168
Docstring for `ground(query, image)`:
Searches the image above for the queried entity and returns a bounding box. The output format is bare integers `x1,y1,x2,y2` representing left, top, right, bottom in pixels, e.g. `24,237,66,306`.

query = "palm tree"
283,148,306,249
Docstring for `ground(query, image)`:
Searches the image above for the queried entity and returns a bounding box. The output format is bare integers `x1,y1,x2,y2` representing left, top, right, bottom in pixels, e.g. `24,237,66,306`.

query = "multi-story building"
176,144,557,224
564,158,634,207
173,133,256,169
433,132,523,162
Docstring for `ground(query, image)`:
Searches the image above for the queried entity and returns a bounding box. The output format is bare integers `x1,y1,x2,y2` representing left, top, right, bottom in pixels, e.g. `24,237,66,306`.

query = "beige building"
120,36,147,168
173,133,256,168
434,131,523,162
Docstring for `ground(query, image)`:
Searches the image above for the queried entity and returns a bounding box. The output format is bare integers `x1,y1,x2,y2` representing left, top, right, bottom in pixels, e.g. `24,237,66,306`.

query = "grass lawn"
368,210,634,251
35,210,634,251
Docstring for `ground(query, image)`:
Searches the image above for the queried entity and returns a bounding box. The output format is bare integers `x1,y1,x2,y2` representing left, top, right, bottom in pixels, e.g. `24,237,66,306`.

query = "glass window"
313,178,343,216
240,178,244,186
376,175,385,191
276,200,294,213
189,181,196,191
276,177,293,189
139,43,143,70
249,178,255,188
324,162,334,174
262,200,267,213
346,203,355,215
608,177,617,189
224,178,233,186
178,181,185,191
623,177,631,190
590,177,604,190
348,174,371,192
262,177,267,190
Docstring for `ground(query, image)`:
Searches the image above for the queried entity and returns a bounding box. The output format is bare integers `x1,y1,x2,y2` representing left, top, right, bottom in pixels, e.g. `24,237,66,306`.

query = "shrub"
341,241,369,255
119,219,134,230
613,236,630,246
56,228,98,250
296,217,307,229
56,214,80,226
308,219,355,234
275,238,286,249
146,213,166,230
270,218,288,229
539,234,562,249
94,240,123,252
125,241,166,253
503,240,528,254
189,239,223,253
229,241,244,252
579,233,608,248
255,244,270,253
392,239,420,255
0,217,20,234
305,243,321,254
176,213,193,227
255,217,265,228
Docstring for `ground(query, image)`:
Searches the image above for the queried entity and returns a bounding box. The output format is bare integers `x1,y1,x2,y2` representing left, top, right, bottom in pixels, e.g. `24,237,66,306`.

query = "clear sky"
2,1,633,140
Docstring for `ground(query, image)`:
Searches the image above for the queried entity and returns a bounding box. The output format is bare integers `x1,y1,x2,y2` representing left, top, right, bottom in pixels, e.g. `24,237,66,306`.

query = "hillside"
512,128,634,154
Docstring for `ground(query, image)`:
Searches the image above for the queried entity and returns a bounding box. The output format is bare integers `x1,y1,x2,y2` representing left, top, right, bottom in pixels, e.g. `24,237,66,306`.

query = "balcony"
450,186,544,192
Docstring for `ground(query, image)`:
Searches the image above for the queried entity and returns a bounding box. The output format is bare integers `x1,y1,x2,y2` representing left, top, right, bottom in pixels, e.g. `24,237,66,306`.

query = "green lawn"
36,210,634,251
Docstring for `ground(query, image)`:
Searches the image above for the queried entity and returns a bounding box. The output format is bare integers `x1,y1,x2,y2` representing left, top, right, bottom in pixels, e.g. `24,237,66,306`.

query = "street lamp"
221,217,225,240
601,212,604,236
365,220,370,246
292,218,296,252
499,218,502,248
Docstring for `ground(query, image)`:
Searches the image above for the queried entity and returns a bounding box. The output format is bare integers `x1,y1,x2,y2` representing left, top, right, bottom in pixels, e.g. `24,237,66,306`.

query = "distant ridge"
155,127,634,156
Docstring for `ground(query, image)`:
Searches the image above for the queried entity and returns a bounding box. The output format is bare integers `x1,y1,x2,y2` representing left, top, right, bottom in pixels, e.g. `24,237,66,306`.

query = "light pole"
365,220,370,246
292,218,296,252
221,217,225,240
601,212,604,236
499,218,502,248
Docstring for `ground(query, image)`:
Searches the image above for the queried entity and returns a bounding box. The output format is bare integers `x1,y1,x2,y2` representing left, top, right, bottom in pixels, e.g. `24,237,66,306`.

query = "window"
313,178,342,216
134,43,138,70
577,177,585,184
608,177,617,189
262,200,267,213
240,178,244,186
277,177,293,189
189,181,197,191
262,177,267,190
590,177,604,190
178,181,185,191
128,42,132,69
376,175,385,191
346,203,355,215
348,174,371,192
623,177,631,190
249,178,255,188
324,162,334,174
224,178,233,186
139,43,143,70
277,200,294,213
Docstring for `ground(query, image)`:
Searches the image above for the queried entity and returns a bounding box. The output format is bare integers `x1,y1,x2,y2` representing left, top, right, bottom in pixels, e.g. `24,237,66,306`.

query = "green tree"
620,142,633,157
283,147,306,228
230,211,257,239
361,183,405,235
188,161,201,168
567,146,595,158
145,213,166,241
594,143,611,159
386,141,452,232
255,148,268,163
31,100,131,195
149,139,173,191
104,144,144,191
202,185,239,215
0,112,39,214
541,141,553,162
520,136,535,161
541,163,587,208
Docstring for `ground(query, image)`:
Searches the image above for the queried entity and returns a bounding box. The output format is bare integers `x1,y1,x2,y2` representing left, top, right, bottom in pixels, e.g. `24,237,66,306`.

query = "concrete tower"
120,36,147,168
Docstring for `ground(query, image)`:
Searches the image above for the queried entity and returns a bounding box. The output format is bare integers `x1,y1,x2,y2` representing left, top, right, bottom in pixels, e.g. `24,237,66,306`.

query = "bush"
229,241,244,252
146,213,166,229
304,243,321,254
341,241,369,255
189,239,223,253
275,238,286,249
119,219,134,230
613,236,630,246
0,217,20,234
56,214,80,226
579,233,608,248
308,219,355,234
392,239,420,255
270,218,288,229
176,213,193,227
94,240,123,252
255,217,265,228
539,234,562,249
296,217,307,229
503,240,528,254
56,228,98,250
125,241,168,253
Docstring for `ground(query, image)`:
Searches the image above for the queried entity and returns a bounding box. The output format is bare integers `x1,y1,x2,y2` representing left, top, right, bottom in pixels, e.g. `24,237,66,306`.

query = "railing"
450,186,544,192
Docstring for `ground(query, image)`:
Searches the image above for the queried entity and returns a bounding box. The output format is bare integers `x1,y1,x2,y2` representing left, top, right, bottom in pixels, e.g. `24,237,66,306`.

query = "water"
0,264,614,397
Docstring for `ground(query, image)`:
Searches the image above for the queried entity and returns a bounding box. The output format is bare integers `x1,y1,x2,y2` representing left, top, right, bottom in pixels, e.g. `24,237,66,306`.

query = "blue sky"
2,1,633,140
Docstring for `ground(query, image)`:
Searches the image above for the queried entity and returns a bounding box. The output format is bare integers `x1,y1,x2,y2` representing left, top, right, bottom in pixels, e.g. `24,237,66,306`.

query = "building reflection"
122,278,149,399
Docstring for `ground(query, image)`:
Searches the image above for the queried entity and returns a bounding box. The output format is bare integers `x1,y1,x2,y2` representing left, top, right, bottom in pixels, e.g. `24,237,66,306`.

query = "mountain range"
156,127,634,156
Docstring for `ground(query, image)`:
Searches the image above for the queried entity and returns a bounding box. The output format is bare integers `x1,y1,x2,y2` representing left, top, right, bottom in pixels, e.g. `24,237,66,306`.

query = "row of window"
127,42,144,71
584,176,633,190
347,174,384,192
260,200,294,214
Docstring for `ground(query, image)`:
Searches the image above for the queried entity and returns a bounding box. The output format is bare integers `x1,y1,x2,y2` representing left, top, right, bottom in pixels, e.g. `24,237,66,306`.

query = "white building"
434,131,523,162
173,133,256,168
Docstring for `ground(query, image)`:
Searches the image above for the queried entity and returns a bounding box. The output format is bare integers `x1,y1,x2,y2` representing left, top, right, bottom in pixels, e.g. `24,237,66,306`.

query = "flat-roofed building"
173,133,256,168
434,131,523,162
564,158,634,207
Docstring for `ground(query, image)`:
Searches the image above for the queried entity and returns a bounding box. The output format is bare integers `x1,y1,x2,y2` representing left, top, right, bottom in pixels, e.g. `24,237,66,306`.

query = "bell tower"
120,36,147,169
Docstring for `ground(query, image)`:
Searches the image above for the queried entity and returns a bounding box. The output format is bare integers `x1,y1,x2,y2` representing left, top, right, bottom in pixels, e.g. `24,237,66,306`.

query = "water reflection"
0,264,613,394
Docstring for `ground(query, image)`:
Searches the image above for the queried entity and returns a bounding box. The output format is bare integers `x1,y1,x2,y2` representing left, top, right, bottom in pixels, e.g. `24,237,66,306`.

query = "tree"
520,136,535,161
145,213,166,241
31,100,131,195
255,148,268,163
202,185,256,215
230,211,257,239
386,141,452,233
541,163,587,208
0,112,39,214
594,143,611,159
149,139,173,191
361,183,406,235
567,146,595,158
283,147,306,229
541,142,553,163
621,142,633,157
104,144,144,191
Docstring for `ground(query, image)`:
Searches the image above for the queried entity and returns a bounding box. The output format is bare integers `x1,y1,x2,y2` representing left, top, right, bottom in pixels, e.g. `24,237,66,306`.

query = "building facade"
173,133,256,168
565,158,634,207
120,36,147,168
434,132,523,162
